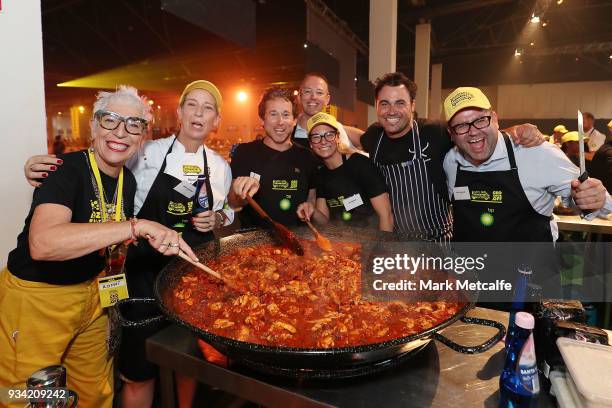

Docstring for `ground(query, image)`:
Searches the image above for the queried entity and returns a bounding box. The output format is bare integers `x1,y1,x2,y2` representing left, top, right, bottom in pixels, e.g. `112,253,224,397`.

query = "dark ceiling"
41,0,612,106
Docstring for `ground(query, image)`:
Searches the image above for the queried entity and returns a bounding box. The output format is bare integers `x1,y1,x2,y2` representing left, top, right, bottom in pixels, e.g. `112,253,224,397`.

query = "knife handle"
577,171,593,217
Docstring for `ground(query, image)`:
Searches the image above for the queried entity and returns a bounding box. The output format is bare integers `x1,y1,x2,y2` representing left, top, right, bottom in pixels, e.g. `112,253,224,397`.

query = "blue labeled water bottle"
499,312,540,408
192,174,209,215
505,265,533,350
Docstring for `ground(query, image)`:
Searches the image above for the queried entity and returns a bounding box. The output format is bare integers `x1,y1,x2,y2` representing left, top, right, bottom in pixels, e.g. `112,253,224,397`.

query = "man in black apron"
345,72,577,243
442,86,611,301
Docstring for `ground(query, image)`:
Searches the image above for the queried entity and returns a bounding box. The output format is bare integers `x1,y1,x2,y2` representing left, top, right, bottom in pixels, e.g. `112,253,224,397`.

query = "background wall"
0,1,47,266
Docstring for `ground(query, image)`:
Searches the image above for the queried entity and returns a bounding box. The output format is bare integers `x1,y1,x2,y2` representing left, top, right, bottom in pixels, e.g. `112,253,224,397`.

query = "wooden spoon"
305,220,333,252
246,195,305,256
177,250,242,292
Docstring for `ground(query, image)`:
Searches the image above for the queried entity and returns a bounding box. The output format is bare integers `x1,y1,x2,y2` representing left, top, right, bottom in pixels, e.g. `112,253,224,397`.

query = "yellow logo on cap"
450,91,475,107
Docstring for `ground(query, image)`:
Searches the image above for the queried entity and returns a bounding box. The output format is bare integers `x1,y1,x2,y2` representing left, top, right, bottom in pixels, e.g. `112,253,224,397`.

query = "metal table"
146,307,554,407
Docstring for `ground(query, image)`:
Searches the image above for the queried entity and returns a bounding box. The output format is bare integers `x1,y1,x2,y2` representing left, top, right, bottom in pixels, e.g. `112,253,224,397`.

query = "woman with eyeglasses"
1,86,198,408
297,112,394,231
23,80,233,408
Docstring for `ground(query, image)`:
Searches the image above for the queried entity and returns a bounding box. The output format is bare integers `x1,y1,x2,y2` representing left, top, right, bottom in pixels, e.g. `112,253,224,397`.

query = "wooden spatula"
177,250,243,292
246,195,304,256
305,220,332,252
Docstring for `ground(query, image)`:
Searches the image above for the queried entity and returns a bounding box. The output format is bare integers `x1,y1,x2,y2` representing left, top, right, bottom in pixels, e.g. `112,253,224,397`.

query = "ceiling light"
530,42,535,46
303,43,308,48
237,91,248,102
78,106,85,113
609,55,612,60
556,0,563,4
148,100,154,105
514,48,523,57
542,22,548,27
530,14,540,24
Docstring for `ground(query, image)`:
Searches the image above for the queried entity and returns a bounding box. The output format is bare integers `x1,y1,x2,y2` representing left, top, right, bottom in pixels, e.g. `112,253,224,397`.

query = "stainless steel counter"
146,307,554,407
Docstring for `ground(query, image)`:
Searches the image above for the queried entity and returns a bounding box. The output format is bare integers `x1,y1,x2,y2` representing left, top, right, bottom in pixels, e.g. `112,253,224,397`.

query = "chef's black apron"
372,120,453,242
119,138,214,381
452,133,559,302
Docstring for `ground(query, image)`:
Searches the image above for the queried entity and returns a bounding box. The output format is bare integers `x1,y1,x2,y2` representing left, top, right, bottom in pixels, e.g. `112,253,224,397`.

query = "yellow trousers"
0,268,113,408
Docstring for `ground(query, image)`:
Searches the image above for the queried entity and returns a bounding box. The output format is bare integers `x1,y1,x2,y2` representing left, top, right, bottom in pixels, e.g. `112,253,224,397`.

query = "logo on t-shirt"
89,199,118,223
272,179,298,191
326,196,344,208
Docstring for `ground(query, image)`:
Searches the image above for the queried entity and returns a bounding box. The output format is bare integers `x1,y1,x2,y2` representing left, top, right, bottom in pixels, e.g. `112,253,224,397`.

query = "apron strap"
372,130,385,162
202,146,214,210
502,132,518,170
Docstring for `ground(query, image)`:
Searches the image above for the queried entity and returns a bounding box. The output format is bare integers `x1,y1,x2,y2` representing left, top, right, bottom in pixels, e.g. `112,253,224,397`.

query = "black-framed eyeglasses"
450,115,491,135
309,130,337,144
94,110,148,135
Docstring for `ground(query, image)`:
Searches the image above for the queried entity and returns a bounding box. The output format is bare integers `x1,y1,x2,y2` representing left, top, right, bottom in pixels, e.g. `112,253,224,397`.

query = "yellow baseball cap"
607,119,612,128
553,125,568,134
561,131,589,144
179,80,223,112
444,87,492,122
307,112,339,134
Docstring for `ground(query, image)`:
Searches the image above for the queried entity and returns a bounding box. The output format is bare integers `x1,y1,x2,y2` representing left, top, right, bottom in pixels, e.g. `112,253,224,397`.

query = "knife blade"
577,110,587,180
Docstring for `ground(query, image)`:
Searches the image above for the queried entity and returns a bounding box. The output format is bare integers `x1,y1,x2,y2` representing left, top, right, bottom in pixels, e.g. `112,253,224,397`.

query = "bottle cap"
518,264,533,275
515,311,535,329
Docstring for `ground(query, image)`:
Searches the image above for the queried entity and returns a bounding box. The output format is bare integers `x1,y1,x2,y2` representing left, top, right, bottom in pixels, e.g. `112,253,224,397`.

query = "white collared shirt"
443,131,612,217
127,135,234,224
586,127,606,152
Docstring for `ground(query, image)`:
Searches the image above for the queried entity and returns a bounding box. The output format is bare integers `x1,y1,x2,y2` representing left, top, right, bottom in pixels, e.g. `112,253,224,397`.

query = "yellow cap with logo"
179,80,223,112
444,87,492,122
553,125,568,134
307,112,339,134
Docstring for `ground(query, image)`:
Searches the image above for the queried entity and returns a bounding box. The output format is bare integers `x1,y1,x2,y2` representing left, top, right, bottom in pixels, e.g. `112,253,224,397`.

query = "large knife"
577,110,592,218
577,110,588,182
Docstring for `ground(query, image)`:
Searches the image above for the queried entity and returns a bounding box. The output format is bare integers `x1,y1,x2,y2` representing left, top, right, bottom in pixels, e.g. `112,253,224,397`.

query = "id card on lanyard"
86,148,130,307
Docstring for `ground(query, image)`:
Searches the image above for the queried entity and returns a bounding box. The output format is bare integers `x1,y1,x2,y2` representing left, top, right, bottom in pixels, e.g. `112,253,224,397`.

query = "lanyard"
87,148,123,223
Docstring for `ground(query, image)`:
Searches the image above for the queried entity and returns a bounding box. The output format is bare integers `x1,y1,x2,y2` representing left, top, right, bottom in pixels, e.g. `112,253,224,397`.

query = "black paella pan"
117,226,505,377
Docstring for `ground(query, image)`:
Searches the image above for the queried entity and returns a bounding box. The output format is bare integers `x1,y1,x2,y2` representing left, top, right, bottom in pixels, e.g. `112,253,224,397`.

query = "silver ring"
169,242,180,248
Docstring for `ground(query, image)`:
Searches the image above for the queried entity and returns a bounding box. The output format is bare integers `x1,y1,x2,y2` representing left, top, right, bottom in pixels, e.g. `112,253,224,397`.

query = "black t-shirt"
230,140,318,227
360,121,453,198
7,150,136,285
314,153,387,226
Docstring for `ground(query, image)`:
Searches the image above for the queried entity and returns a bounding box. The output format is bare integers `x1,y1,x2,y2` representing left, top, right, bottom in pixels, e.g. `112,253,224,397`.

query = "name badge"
343,193,364,211
250,172,261,182
453,186,471,201
174,181,196,199
98,273,129,308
